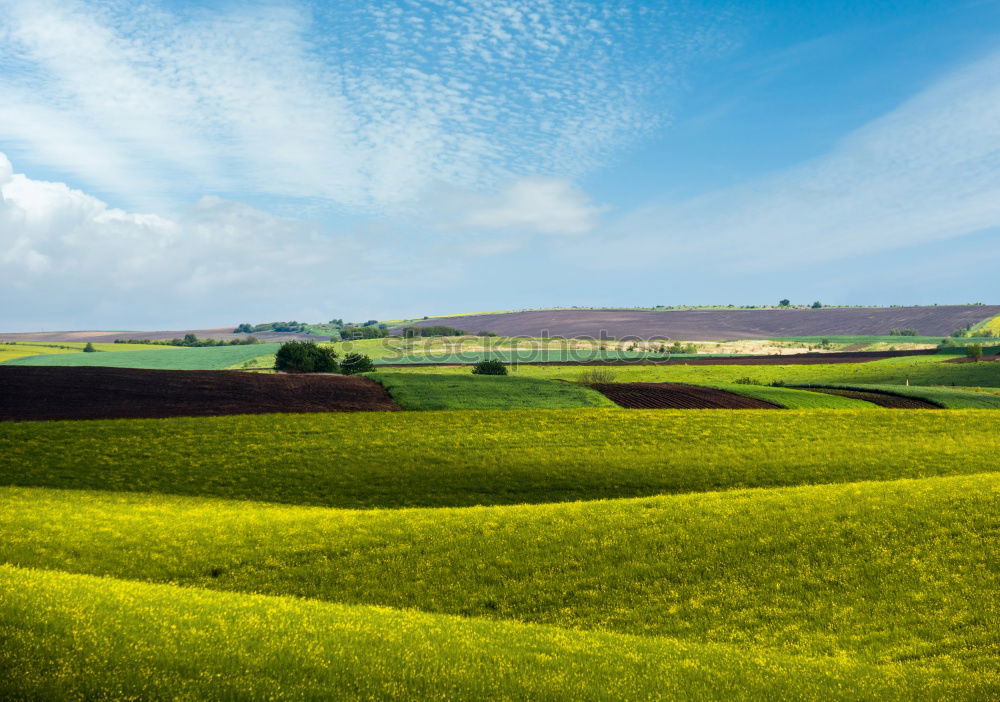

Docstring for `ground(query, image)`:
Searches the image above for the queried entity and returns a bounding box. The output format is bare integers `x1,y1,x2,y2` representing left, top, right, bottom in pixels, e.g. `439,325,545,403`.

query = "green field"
0,473,996,698
707,383,878,408
3,410,998,509
3,343,999,697
798,384,1000,409
0,341,173,363
385,353,1000,388
6,565,970,702
368,372,617,410
2,343,281,370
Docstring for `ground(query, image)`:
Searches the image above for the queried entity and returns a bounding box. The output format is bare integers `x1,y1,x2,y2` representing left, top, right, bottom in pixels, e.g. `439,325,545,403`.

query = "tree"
340,353,375,375
83,342,97,353
811,301,823,309
779,299,791,307
233,323,254,334
966,344,984,362
183,333,198,345
275,341,339,372
472,359,508,375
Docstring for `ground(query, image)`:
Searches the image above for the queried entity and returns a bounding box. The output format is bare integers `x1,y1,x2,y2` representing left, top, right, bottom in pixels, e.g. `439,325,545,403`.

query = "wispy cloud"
0,0,723,213
568,48,1000,271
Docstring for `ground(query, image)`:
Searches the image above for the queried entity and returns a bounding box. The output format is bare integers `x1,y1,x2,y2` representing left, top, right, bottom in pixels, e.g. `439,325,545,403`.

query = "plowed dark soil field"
795,387,941,409
0,366,399,421
590,383,781,409
397,306,1000,340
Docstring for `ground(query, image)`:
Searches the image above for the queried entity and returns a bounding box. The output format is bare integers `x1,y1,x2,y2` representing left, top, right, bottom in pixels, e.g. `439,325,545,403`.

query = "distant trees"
889,328,919,337
275,341,339,373
401,326,467,338
966,344,984,362
340,326,389,340
114,335,260,347
83,342,97,353
811,301,823,309
779,299,791,307
233,323,254,333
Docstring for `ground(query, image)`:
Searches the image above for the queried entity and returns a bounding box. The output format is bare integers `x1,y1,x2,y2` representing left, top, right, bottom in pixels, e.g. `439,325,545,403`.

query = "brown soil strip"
0,366,400,421
590,383,781,410
795,387,941,409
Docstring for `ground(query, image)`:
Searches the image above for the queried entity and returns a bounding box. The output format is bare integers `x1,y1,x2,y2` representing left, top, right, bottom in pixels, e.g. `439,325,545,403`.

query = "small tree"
811,301,822,309
967,344,984,362
83,342,97,353
340,354,375,375
275,341,339,372
472,359,508,375
779,299,791,307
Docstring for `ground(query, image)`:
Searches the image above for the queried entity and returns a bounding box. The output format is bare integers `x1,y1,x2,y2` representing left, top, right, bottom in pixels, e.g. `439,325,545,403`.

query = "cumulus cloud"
0,153,408,328
566,49,1000,272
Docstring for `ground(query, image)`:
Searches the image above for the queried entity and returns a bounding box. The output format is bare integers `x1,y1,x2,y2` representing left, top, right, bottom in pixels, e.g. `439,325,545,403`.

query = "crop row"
3,410,999,509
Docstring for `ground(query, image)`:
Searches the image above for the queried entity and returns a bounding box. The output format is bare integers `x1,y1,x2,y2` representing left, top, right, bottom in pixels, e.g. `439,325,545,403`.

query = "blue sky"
1,0,998,330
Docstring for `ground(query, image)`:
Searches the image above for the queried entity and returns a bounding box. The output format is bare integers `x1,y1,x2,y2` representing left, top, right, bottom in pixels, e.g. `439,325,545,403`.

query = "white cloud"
0,0,722,213
567,49,1000,271
0,153,408,328
455,178,604,235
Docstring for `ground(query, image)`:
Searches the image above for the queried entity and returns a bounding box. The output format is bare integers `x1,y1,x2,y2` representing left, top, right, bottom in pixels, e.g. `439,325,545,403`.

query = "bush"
734,377,761,385
275,341,339,373
340,354,375,375
401,326,467,338
577,367,616,384
82,343,97,353
966,344,984,362
811,301,823,309
889,328,918,337
472,359,508,376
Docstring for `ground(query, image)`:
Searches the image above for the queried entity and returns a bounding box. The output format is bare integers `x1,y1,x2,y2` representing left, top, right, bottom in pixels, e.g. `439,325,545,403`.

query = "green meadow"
2,342,282,370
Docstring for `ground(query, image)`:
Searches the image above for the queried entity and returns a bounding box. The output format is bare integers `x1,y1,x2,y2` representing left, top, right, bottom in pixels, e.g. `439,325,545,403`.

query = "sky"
1,0,999,331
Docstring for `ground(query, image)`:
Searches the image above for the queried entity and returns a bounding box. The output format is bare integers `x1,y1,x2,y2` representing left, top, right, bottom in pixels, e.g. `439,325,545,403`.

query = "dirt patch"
0,366,399,421
794,387,941,409
394,306,1000,341
589,383,781,409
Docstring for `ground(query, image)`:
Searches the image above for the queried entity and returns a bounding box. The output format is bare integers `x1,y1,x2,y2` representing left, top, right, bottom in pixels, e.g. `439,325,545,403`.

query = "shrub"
811,301,823,309
779,299,791,307
734,377,761,385
82,342,97,353
275,341,339,373
966,344,984,362
340,354,375,375
889,328,918,337
471,359,508,375
401,326,467,338
578,367,616,384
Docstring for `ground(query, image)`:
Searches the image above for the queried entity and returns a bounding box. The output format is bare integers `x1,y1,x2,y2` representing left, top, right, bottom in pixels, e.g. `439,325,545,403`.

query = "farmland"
3,410,998,508
398,305,1000,340
1,316,999,698
2,342,282,370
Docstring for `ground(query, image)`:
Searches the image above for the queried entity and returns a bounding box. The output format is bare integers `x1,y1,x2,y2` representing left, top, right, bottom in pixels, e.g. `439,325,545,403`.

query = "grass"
388,353,1000,388
2,343,281,370
0,341,172,363
1,565,984,702
707,383,878,408
367,372,617,410
2,473,997,672
3,410,999,509
798,384,1000,409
